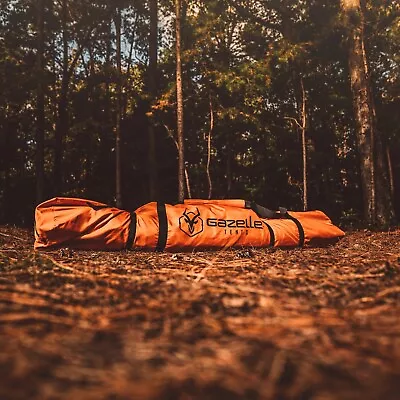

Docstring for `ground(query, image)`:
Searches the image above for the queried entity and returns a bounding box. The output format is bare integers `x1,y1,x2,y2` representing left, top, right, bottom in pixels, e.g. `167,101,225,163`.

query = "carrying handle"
182,199,288,219
245,201,288,219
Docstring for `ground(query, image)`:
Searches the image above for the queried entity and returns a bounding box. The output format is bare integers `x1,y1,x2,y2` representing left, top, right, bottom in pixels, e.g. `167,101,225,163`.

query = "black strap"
126,212,137,250
245,201,287,219
286,213,305,247
264,222,275,247
156,202,168,252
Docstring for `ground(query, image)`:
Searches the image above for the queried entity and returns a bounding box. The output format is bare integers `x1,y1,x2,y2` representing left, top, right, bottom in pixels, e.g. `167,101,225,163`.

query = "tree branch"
226,0,283,34
284,116,302,129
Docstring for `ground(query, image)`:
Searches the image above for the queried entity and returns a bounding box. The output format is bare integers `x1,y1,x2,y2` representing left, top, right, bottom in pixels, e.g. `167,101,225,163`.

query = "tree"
148,0,158,200
175,0,185,202
53,0,69,194
285,77,308,211
36,0,45,204
341,0,395,226
114,7,122,207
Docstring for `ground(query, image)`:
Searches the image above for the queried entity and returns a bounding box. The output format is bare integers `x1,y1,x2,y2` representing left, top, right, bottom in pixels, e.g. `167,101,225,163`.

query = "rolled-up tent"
34,197,345,251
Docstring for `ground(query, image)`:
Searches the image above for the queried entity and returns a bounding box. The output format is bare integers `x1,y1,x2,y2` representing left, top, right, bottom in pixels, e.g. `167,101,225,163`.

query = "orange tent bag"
34,197,344,251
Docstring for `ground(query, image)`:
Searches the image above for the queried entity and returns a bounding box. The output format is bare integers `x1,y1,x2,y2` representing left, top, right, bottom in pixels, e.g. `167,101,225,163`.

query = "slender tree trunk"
341,0,394,226
115,8,122,207
99,20,112,191
284,75,308,210
206,94,213,199
300,77,307,211
36,0,45,204
3,118,12,220
54,0,69,194
124,40,134,119
53,4,89,196
374,130,395,224
175,0,185,202
184,168,192,199
148,0,158,200
163,123,191,198
386,146,394,199
226,144,232,196
106,21,112,117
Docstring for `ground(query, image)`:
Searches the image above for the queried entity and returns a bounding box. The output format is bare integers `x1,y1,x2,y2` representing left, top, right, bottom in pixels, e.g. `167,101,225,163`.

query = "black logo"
179,208,204,237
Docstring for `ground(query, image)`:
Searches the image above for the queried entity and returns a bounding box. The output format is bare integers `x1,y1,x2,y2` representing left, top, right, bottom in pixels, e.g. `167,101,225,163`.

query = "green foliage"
0,0,399,224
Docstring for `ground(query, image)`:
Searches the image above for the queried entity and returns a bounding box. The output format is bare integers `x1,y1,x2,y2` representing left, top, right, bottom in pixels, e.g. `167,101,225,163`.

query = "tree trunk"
341,0,394,226
36,0,45,204
164,123,191,199
124,39,134,119
300,77,307,211
54,0,69,195
148,0,158,200
104,21,112,134
175,0,185,203
226,144,233,197
115,8,122,208
206,94,213,199
386,146,394,199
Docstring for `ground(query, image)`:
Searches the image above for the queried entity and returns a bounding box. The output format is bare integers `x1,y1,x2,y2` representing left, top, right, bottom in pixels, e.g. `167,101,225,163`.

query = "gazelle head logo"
179,208,203,237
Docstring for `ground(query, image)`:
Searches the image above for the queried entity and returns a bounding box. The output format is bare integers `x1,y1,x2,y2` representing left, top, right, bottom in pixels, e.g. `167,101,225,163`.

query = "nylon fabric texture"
34,198,345,251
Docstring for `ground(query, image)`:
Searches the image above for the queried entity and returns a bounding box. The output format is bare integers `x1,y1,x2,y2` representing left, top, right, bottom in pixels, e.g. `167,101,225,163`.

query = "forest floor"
0,226,399,400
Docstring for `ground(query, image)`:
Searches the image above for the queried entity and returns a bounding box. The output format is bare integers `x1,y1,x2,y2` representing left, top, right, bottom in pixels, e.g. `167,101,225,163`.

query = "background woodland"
0,0,399,226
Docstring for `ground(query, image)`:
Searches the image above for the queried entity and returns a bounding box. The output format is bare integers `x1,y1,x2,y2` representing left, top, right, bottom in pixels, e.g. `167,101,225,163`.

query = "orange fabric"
34,198,131,250
184,199,246,208
164,203,271,250
289,211,345,246
34,197,345,251
134,202,160,250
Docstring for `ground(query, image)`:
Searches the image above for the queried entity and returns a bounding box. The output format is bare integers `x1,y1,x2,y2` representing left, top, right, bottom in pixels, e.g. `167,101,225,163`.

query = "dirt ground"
0,226,399,400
